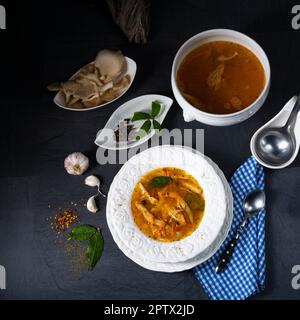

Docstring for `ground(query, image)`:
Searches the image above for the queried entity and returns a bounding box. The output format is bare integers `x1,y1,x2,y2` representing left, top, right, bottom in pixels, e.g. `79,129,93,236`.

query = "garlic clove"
85,175,106,198
64,152,89,175
85,175,100,188
98,188,106,198
86,195,98,213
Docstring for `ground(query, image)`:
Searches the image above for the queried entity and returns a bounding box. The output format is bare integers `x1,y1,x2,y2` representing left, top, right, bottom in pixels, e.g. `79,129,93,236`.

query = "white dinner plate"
106,146,233,272
106,145,232,264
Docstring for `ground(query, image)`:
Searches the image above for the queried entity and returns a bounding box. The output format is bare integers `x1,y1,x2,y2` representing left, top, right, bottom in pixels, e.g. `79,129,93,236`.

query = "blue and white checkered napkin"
194,156,266,300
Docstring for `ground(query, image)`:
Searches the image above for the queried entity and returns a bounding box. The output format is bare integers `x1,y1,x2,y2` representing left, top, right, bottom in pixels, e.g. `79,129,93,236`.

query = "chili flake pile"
48,208,79,233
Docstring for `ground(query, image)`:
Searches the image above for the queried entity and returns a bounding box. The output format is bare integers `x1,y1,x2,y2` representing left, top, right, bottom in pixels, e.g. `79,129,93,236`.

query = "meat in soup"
131,167,205,242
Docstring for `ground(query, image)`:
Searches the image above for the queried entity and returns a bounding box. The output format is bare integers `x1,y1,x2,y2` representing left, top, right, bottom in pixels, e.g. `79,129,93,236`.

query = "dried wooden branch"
106,0,150,44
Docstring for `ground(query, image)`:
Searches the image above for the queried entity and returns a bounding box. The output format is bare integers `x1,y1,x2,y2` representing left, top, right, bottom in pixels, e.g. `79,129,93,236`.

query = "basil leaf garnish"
151,101,161,118
132,112,151,121
152,119,161,131
150,176,171,188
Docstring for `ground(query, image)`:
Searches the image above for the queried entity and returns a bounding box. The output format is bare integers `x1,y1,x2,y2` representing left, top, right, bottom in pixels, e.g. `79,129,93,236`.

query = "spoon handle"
215,218,248,274
286,94,300,132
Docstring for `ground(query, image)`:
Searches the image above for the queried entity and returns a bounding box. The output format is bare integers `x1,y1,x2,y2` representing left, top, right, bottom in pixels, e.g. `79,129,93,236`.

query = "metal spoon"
254,94,300,167
216,189,266,274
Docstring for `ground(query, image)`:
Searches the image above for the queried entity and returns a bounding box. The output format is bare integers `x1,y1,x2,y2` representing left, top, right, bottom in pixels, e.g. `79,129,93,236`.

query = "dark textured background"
0,0,300,299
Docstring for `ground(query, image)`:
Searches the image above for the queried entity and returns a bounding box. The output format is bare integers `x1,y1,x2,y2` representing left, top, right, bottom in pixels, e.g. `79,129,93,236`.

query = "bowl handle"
183,110,196,122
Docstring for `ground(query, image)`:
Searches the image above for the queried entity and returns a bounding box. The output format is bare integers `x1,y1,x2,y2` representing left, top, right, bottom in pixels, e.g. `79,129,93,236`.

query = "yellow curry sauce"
131,167,205,242
177,41,265,114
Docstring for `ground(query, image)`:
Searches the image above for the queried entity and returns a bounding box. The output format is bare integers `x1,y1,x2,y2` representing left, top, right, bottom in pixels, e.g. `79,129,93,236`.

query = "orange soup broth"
177,41,266,114
131,167,205,242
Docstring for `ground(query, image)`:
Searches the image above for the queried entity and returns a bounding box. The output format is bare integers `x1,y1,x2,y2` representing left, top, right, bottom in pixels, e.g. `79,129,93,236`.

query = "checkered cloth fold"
194,156,266,300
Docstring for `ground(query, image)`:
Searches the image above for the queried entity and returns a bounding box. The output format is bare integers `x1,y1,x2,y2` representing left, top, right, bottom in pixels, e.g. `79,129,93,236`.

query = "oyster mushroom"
48,49,130,109
82,96,102,108
78,69,103,88
69,100,84,109
47,82,62,91
72,79,98,101
100,76,129,100
95,50,126,83
79,63,95,75
112,75,130,91
101,88,121,102
99,81,114,94
60,81,82,105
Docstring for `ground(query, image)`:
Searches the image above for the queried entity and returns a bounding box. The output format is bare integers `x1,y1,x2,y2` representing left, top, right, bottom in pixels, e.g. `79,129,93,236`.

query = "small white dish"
95,94,173,150
53,57,137,111
106,145,233,272
106,145,230,264
171,29,271,126
250,96,300,169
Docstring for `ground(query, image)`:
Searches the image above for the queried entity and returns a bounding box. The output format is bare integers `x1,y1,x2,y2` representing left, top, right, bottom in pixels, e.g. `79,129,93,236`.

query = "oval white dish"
250,96,300,169
95,94,173,150
106,146,233,272
171,29,271,126
53,57,137,111
106,145,230,264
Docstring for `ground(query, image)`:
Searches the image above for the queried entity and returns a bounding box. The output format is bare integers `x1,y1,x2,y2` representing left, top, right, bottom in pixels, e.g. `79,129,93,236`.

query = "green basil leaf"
132,112,151,121
150,176,171,188
86,229,104,269
70,224,97,241
152,119,161,132
151,101,161,118
135,120,152,140
141,119,152,133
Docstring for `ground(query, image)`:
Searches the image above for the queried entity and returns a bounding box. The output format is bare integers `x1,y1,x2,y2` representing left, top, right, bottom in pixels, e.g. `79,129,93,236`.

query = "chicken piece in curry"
131,167,205,242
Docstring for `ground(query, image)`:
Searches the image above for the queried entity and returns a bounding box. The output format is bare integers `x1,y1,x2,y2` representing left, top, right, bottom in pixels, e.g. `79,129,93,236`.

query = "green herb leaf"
152,119,161,131
184,193,205,211
132,100,162,140
70,224,97,241
141,119,152,133
86,229,104,269
135,120,152,140
132,112,151,121
151,101,161,118
150,176,171,188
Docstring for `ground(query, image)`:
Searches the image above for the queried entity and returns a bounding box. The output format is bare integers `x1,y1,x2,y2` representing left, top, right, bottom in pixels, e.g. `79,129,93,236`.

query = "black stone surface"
0,0,300,299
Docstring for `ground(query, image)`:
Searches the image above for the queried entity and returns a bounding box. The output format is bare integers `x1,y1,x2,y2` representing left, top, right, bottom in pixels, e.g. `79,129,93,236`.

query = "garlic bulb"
64,152,89,175
85,175,100,187
87,195,98,213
